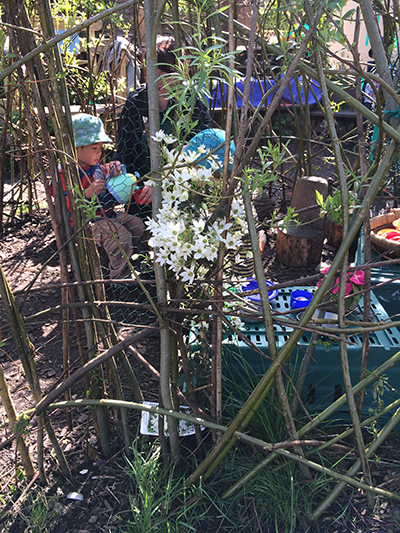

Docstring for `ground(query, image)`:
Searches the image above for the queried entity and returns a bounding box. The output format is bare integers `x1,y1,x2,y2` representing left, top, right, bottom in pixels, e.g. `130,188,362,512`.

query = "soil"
1,131,400,532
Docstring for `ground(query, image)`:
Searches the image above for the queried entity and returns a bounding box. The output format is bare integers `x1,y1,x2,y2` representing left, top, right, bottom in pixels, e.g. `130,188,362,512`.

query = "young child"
72,113,146,280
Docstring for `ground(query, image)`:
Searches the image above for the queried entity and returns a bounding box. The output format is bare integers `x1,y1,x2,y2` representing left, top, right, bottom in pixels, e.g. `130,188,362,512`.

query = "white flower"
231,201,244,217
193,219,205,233
145,140,249,285
180,267,196,283
168,220,185,238
224,235,242,249
169,239,185,254
162,190,180,204
145,218,158,232
167,255,186,272
230,316,244,329
155,247,169,266
152,130,176,144
197,265,208,277
193,249,204,260
176,168,192,184
176,188,189,202
185,144,207,159
208,158,222,172
210,154,223,169
152,130,167,142
180,242,193,260
163,135,176,145
213,221,232,239
164,148,178,164
194,167,213,183
202,246,218,261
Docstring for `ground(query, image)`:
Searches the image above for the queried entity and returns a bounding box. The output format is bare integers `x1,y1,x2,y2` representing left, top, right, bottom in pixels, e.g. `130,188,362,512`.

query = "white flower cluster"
146,131,249,283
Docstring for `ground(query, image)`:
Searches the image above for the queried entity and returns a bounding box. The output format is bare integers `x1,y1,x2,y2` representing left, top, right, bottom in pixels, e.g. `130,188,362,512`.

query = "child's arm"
83,161,122,199
84,179,106,199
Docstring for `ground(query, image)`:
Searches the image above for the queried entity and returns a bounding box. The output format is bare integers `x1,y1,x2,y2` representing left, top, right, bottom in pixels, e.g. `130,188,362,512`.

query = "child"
72,113,146,280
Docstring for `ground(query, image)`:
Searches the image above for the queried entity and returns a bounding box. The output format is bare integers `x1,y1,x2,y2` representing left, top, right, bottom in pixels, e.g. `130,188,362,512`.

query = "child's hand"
85,179,106,198
103,161,123,177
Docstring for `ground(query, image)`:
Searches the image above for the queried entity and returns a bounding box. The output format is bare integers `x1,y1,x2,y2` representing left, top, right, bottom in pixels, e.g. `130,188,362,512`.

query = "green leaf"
343,8,356,19
327,0,342,9
315,190,324,207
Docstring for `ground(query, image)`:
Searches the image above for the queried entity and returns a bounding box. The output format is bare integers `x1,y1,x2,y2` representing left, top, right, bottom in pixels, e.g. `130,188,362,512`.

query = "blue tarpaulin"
208,76,322,108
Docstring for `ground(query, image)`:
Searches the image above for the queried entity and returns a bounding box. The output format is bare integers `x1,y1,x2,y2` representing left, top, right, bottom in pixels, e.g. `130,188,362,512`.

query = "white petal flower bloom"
193,219,205,233
180,267,196,283
145,218,158,232
179,242,193,260
162,190,180,204
224,235,242,249
163,135,176,145
155,247,169,266
146,139,250,284
151,130,167,142
164,148,178,164
194,167,213,183
178,169,192,183
230,316,244,329
152,130,177,144
202,246,218,261
212,221,232,238
231,201,244,217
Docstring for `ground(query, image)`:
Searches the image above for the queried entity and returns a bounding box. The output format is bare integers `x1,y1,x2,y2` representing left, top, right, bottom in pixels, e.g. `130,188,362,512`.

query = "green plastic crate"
221,287,400,419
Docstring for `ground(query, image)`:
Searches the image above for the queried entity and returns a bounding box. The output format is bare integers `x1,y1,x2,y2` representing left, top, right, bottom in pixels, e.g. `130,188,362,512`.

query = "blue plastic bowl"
290,290,313,310
241,278,278,303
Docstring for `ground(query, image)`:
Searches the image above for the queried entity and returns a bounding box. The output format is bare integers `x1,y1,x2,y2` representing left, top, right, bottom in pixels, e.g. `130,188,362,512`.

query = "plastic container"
215,287,400,420
297,310,338,328
290,289,313,309
106,168,138,204
240,278,279,303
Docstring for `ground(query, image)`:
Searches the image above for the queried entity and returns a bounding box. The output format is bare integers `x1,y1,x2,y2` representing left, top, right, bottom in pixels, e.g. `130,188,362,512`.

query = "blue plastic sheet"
208,76,322,108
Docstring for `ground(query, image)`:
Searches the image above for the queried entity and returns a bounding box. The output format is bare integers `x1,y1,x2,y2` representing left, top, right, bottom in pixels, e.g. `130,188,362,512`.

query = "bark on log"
276,223,325,267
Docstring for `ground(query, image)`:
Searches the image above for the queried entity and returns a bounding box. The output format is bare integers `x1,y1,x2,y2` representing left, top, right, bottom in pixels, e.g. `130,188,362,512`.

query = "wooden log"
276,222,325,267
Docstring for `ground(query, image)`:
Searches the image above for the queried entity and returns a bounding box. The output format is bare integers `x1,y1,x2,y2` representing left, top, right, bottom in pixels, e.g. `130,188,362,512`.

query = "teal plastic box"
221,287,400,419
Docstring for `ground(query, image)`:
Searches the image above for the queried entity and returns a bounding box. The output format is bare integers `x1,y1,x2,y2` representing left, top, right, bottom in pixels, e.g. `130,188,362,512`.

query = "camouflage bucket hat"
72,113,112,147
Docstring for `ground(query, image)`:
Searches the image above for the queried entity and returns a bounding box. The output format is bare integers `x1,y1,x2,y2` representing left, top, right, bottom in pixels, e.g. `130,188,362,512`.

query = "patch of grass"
118,435,321,532
119,438,205,532
18,488,60,533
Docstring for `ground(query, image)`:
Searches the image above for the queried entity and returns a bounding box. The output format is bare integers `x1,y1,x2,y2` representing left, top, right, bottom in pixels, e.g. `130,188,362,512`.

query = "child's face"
76,142,103,168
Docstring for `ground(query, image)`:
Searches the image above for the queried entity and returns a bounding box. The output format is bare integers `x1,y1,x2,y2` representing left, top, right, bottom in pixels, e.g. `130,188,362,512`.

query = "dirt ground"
0,210,163,532
1,129,400,531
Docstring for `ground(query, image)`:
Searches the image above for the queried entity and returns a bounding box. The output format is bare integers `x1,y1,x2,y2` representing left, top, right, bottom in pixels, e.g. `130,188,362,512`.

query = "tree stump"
276,222,325,267
276,176,328,267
